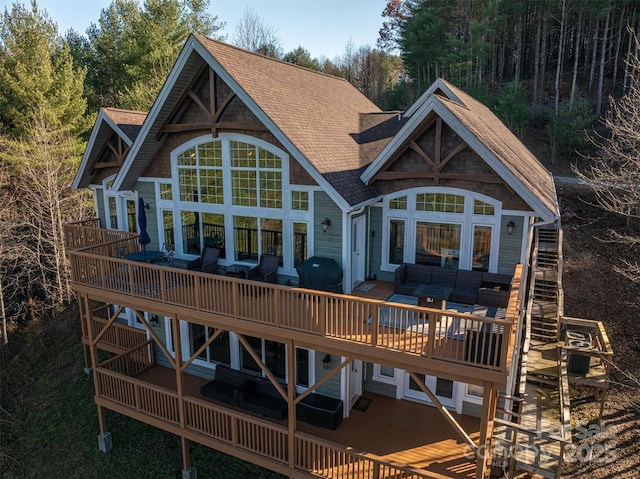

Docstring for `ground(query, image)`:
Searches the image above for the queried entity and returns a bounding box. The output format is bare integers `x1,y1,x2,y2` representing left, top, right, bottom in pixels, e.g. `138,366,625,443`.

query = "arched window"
382,188,501,272
168,134,310,274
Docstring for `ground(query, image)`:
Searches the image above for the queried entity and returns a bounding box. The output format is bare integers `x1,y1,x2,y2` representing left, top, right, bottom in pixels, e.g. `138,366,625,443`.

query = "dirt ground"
555,182,640,479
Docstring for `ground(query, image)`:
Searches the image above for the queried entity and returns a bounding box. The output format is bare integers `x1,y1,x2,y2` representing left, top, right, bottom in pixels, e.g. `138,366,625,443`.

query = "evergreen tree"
0,1,86,136
83,0,224,111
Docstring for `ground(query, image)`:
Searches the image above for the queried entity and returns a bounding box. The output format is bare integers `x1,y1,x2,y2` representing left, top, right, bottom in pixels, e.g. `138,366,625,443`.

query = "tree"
547,96,590,165
282,46,321,70
0,115,91,326
576,36,640,282
82,0,224,111
0,1,86,136
232,8,281,58
0,2,92,334
492,82,530,140
377,0,411,52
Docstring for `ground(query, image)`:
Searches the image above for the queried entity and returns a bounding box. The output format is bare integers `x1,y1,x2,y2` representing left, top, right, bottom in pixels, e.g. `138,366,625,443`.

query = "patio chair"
246,254,279,283
162,243,175,267
187,247,220,274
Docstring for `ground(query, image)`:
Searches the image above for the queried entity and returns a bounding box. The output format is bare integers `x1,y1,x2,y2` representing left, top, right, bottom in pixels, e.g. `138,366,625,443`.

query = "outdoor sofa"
394,263,512,307
200,365,344,429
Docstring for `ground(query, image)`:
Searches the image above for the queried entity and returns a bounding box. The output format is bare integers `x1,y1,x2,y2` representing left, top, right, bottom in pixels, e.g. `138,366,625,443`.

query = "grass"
0,305,283,479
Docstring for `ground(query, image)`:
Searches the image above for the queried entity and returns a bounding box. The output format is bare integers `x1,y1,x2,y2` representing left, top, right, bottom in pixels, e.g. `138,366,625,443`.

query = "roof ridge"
194,33,352,83
102,107,147,116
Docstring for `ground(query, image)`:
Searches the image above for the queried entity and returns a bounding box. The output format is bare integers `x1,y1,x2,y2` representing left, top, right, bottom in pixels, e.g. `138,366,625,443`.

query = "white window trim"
102,175,138,233
380,187,502,272
372,363,397,385
164,134,312,275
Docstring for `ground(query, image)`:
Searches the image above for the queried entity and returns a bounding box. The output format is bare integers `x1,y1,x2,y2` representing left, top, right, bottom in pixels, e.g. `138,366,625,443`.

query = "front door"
350,359,363,406
351,216,366,287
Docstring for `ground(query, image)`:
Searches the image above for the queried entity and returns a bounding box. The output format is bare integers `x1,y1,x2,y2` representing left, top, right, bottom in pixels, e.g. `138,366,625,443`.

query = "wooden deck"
136,364,480,479
527,341,609,389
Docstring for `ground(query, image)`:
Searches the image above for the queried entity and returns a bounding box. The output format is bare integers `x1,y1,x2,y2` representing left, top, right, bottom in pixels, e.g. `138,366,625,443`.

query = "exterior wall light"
321,218,331,233
507,220,515,236
322,354,331,369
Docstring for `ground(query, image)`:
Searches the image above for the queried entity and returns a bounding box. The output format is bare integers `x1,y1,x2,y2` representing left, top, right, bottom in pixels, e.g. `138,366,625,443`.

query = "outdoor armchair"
187,247,220,274
246,254,279,283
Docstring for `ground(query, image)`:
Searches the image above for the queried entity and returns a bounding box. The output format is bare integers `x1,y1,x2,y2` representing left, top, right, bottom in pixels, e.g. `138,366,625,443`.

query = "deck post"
83,293,108,438
476,381,499,479
287,339,296,471
171,313,186,428
181,437,197,479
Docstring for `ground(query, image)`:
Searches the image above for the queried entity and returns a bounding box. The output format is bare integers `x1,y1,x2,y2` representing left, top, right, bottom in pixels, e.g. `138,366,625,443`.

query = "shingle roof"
435,79,558,216
195,35,393,206
102,108,146,143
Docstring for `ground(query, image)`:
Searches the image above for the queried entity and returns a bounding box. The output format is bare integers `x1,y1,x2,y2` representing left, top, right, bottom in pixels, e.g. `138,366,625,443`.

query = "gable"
136,61,318,188
362,79,559,221
370,114,530,211
114,35,386,210
73,108,145,188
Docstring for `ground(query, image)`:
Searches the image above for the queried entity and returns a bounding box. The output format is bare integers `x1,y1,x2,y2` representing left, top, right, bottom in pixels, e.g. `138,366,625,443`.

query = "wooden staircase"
530,227,563,343
492,224,570,479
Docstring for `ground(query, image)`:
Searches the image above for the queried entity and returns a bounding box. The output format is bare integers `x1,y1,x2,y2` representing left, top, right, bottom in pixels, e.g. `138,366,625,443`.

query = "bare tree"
232,8,282,58
0,112,92,332
575,34,640,282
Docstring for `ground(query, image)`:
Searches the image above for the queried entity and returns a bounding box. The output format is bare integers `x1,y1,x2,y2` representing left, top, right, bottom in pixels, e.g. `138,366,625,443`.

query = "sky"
2,0,389,60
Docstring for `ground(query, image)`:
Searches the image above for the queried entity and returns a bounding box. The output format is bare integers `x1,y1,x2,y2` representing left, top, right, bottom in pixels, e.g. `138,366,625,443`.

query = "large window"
169,134,308,274
383,188,501,272
168,321,311,389
177,142,224,204
230,141,282,208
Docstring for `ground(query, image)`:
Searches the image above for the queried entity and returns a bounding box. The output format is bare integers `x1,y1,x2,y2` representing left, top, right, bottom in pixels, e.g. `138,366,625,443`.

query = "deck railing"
81,315,149,352
68,225,520,373
94,342,437,479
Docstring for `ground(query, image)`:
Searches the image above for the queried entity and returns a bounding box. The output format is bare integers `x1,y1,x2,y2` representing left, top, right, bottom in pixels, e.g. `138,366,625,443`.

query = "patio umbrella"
137,197,151,253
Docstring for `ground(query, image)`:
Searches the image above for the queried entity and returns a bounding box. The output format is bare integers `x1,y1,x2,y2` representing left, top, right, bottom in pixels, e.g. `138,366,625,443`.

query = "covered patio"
130,364,480,479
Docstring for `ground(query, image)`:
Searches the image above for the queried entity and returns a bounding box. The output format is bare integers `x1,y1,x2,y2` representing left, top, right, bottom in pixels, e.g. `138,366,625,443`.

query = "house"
68,34,574,479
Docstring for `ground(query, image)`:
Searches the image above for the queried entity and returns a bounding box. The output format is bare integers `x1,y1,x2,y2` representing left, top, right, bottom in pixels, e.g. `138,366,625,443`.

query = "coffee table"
413,284,453,309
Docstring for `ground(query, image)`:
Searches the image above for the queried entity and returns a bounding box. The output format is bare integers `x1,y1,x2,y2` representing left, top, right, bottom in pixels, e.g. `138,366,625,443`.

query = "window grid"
178,168,198,202
160,183,172,201
473,199,495,215
230,141,282,209
389,196,407,210
259,171,282,208
177,142,223,203
416,193,464,213
232,171,257,206
291,191,309,211
200,169,224,204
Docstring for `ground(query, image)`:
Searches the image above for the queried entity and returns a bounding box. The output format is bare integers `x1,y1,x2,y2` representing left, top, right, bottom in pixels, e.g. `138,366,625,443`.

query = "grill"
296,256,343,293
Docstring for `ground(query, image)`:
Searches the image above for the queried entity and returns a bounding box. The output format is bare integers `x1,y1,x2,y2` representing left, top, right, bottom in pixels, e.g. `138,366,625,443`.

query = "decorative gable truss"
370,115,502,186
157,65,268,140
90,132,130,173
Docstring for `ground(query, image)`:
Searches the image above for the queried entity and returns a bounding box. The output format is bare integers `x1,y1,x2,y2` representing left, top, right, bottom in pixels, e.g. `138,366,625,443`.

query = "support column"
83,293,112,449
181,437,197,479
171,314,186,428
287,339,296,471
476,381,499,479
